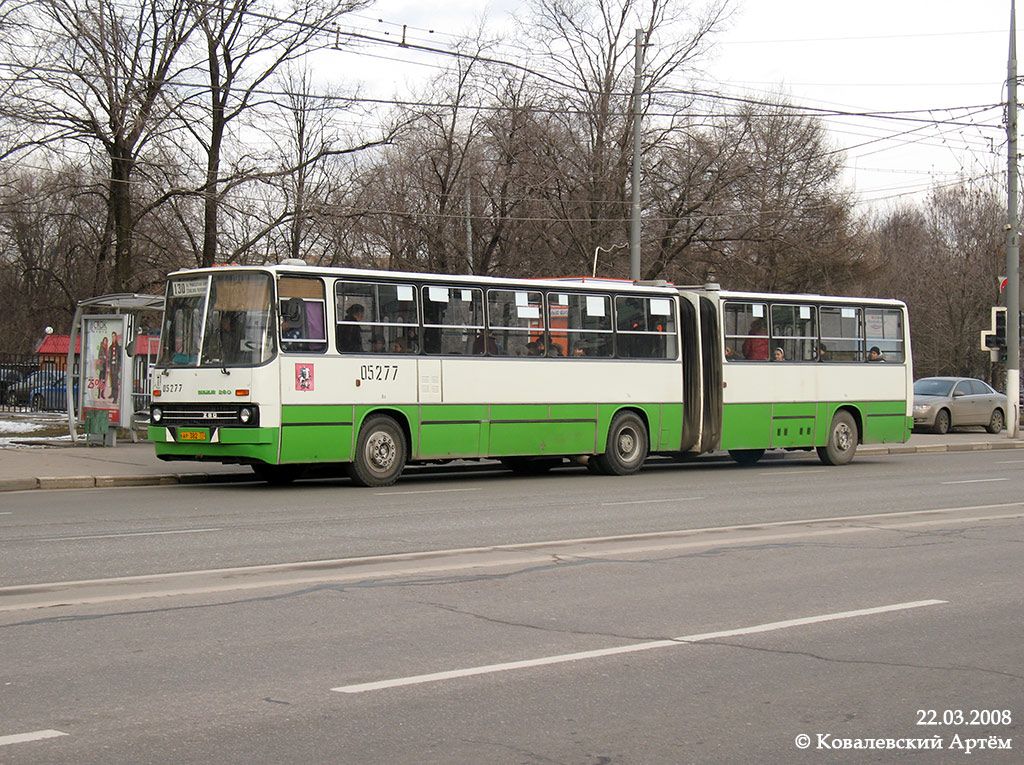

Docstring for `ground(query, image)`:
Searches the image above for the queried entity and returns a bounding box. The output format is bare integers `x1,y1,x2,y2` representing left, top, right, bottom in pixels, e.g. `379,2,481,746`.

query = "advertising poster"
82,315,130,427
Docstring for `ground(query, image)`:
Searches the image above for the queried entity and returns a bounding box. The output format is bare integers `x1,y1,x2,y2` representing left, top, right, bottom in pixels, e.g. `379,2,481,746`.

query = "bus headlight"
151,406,163,423
239,406,252,424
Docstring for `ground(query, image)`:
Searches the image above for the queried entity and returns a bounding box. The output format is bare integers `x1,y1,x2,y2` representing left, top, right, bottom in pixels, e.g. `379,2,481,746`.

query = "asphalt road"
1,450,1022,763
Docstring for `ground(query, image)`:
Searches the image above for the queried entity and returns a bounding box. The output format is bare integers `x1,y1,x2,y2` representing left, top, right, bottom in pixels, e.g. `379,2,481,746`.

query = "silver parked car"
912,377,1006,434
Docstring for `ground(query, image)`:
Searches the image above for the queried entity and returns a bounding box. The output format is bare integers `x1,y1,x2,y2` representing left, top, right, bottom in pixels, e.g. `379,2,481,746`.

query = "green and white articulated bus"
148,262,912,485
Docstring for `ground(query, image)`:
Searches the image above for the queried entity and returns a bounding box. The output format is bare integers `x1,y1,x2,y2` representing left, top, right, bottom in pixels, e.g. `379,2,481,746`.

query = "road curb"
2,440,1023,492
0,471,253,492
0,477,39,492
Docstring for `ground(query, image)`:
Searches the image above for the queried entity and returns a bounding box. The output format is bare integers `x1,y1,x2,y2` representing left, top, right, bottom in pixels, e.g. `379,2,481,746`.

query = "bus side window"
487,289,543,356
422,285,484,355
820,305,864,362
723,302,768,360
770,304,816,361
865,308,904,363
550,292,612,357
614,296,675,359
279,277,327,353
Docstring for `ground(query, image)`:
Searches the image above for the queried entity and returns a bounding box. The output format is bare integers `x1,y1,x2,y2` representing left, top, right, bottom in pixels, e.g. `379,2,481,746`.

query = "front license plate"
178,429,208,441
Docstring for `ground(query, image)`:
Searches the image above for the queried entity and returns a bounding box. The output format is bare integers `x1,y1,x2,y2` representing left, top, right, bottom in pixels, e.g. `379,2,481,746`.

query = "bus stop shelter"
65,293,164,444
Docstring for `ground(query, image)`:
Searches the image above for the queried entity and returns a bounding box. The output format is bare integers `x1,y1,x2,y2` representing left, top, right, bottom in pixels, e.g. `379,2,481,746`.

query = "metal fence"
0,352,74,413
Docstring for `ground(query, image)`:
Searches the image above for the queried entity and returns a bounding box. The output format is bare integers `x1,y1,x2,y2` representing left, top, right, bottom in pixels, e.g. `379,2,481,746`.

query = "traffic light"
988,307,1024,347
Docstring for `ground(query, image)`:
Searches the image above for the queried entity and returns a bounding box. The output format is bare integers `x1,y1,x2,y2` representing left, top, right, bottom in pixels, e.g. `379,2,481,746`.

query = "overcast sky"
338,0,1018,210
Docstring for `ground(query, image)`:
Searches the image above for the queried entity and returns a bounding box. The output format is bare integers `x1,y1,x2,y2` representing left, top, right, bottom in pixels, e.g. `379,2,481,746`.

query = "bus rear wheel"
817,410,858,466
349,415,406,487
728,449,764,466
593,411,648,476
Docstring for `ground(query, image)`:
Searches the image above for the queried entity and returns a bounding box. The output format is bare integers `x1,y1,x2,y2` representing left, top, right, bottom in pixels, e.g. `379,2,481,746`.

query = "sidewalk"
1,428,1022,493
0,439,252,491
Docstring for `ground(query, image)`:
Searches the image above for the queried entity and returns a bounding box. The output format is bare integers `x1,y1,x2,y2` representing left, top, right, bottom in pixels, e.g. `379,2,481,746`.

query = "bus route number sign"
360,365,398,381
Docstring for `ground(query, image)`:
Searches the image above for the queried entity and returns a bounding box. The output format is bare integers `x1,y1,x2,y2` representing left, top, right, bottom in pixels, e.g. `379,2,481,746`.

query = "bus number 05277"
360,365,398,381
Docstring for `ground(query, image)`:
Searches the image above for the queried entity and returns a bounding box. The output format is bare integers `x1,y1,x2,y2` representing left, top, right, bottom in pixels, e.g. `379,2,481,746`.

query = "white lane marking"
601,497,704,506
940,478,1009,485
996,460,1024,464
375,488,482,496
757,469,823,476
36,528,221,542
0,512,11,515
333,599,946,694
0,730,67,747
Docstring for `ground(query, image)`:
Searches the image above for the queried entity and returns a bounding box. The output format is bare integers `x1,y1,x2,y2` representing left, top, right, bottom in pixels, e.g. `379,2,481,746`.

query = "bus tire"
251,463,304,486
728,449,764,466
817,410,858,466
594,411,648,476
349,415,406,487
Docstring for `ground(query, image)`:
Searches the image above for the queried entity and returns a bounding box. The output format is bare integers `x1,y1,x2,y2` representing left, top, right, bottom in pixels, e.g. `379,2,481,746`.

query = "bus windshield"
158,271,276,367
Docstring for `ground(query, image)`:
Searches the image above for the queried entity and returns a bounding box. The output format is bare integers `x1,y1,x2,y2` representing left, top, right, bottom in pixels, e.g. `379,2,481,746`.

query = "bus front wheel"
817,410,858,466
593,411,648,476
349,415,407,487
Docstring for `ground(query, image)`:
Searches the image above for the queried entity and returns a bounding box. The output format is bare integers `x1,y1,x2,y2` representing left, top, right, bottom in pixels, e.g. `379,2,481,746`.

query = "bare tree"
0,0,198,291
0,166,109,349
706,101,868,293
872,183,1005,378
182,0,371,267
519,0,730,274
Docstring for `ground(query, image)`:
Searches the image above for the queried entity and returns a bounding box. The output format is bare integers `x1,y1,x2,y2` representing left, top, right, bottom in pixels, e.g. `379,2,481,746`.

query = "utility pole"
1007,0,1021,437
465,178,473,274
629,28,644,281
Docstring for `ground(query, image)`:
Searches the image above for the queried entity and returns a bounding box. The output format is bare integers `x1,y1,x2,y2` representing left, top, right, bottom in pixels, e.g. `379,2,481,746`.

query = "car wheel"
817,410,858,466
348,415,407,487
987,408,1005,434
30,393,44,411
728,449,765,466
4,391,15,406
593,411,648,476
932,408,950,435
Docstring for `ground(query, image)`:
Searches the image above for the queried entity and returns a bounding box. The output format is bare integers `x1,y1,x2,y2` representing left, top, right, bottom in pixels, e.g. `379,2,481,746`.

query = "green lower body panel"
419,404,488,458
150,402,683,465
280,404,354,463
720,403,772,450
488,404,598,457
720,401,910,451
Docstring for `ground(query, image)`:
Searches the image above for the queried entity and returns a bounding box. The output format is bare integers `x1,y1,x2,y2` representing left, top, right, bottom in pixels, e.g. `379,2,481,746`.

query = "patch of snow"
0,420,43,434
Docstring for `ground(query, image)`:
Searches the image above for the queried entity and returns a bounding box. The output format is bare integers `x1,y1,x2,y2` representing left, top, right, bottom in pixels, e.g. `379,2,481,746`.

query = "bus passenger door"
677,296,701,453
698,296,723,451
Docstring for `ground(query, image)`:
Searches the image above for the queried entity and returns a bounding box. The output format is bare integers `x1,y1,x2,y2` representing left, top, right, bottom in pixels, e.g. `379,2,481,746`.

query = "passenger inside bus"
742,318,769,360
338,304,364,352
